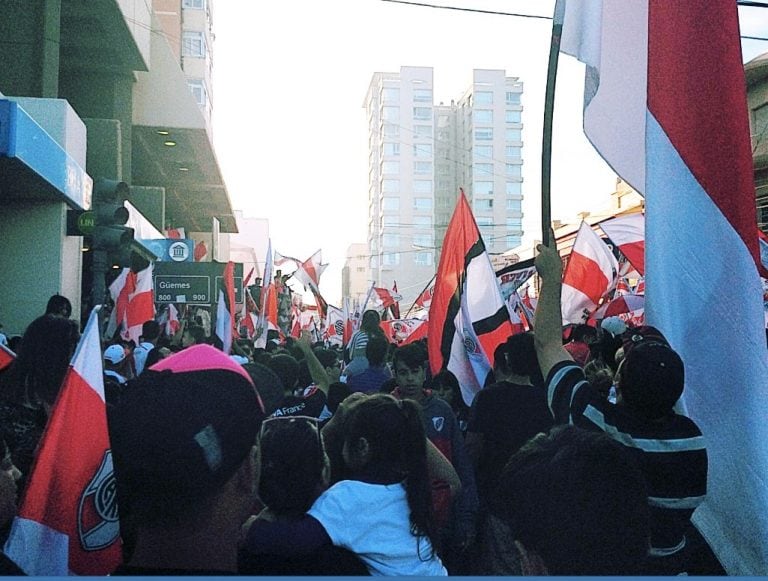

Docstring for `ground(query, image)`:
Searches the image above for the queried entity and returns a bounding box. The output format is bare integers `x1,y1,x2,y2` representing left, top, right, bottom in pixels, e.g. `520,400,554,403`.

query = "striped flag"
600,213,646,275
4,307,121,575
428,190,515,406
559,0,768,573
215,261,236,354
561,221,618,324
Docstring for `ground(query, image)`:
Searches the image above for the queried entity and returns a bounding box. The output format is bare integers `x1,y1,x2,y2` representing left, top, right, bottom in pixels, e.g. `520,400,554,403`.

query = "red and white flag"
0,343,15,372
4,307,121,575
634,278,645,296
428,190,515,406
391,282,401,320
125,263,155,344
614,277,631,297
274,250,300,267
380,319,428,346
559,0,768,572
412,277,436,314
371,287,402,310
254,240,274,349
193,240,208,262
215,261,237,354
599,213,645,276
292,250,329,319
561,221,618,324
165,303,180,337
324,305,347,348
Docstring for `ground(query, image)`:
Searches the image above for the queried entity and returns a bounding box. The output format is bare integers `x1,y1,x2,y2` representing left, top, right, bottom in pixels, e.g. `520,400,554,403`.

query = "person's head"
326,381,352,414
583,360,615,401
489,425,650,575
182,324,207,348
144,346,167,370
589,329,625,373
45,294,72,319
392,344,427,401
258,416,328,518
365,335,389,368
494,332,539,381
266,353,300,392
570,324,597,344
616,338,684,420
314,348,341,383
110,345,265,533
104,343,129,374
242,362,285,417
141,320,161,343
430,370,465,411
0,314,80,408
342,393,436,552
360,310,381,334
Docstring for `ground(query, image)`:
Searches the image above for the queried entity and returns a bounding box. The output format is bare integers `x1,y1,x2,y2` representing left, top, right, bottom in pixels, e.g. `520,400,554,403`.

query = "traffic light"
92,178,134,265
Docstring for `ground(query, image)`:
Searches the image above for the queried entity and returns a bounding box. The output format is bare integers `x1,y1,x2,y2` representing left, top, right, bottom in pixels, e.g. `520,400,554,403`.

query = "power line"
379,0,552,20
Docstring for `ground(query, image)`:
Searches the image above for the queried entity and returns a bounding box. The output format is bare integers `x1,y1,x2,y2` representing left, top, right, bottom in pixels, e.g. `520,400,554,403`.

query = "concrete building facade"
364,66,525,309
342,243,370,307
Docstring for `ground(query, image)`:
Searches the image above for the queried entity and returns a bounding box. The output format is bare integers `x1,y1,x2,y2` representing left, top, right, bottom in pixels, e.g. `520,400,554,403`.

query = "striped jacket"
547,361,707,556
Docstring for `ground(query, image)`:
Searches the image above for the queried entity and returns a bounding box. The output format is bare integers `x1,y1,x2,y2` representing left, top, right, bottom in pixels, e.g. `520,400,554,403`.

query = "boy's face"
394,360,426,401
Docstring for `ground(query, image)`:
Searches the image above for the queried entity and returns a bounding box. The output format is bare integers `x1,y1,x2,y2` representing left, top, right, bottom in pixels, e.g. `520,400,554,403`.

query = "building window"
413,233,432,246
475,181,493,195
414,216,432,229
183,0,205,8
383,215,398,227
506,182,522,195
414,125,432,139
414,88,432,102
413,107,432,120
382,179,400,193
506,164,522,178
477,216,493,227
506,199,522,212
383,142,400,156
753,104,768,152
475,128,493,141
414,144,433,157
182,31,206,57
506,217,522,229
506,235,522,248
506,91,521,105
506,110,522,124
506,128,522,142
414,252,433,266
475,91,493,105
382,253,401,266
382,197,400,211
187,79,207,107
382,161,400,174
382,106,399,121
475,109,493,123
383,233,400,247
414,161,432,174
474,163,493,176
414,180,432,194
474,145,493,160
383,87,400,102
474,199,493,212
383,123,400,138
370,256,378,269
413,197,432,211
506,146,522,159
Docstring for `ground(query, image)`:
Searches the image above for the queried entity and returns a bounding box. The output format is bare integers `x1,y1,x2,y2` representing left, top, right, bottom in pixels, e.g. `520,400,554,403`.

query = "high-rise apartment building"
364,67,524,308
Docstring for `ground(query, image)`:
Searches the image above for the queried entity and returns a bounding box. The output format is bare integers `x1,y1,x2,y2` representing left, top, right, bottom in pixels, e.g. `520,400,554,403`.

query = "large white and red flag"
559,0,768,572
165,303,180,337
371,287,402,310
428,190,515,406
380,319,428,346
561,221,618,324
125,262,154,344
255,240,274,349
274,250,300,267
215,261,237,354
599,213,645,275
414,278,435,311
324,305,346,348
4,307,121,575
292,250,329,318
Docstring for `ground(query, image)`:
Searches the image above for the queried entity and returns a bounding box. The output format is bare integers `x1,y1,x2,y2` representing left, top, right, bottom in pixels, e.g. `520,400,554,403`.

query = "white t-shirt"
133,341,155,375
308,480,447,577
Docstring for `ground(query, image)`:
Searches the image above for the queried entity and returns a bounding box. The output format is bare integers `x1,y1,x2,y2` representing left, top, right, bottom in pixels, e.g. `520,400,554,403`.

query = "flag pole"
541,1,565,247
404,274,436,319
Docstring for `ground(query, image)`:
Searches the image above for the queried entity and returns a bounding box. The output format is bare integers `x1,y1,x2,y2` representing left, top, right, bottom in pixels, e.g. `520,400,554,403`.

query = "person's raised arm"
533,237,572,382
295,330,331,395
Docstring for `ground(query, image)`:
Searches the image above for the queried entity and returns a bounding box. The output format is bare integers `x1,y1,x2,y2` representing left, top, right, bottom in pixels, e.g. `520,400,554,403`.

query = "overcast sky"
211,0,768,305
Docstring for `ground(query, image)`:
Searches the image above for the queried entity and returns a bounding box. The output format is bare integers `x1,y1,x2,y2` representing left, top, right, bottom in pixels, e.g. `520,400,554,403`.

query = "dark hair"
343,394,437,557
392,343,426,371
258,417,326,517
141,320,161,342
360,310,382,335
0,315,80,406
314,348,338,370
365,335,389,367
296,359,313,389
618,342,684,419
589,331,624,373
570,324,597,344
379,377,397,394
429,370,468,414
489,425,650,575
583,360,614,401
186,324,207,345
45,294,72,318
143,347,166,370
326,381,351,414
493,332,539,378
267,354,300,391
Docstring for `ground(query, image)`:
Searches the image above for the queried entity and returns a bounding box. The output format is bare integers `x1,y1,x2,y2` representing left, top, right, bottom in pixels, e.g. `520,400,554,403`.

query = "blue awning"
0,99,92,210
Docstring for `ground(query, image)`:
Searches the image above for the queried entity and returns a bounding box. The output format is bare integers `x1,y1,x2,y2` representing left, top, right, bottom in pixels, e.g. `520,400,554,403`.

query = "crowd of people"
0,241,727,575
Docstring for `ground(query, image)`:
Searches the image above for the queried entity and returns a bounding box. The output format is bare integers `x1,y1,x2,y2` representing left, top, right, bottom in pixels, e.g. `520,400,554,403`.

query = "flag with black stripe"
428,189,516,405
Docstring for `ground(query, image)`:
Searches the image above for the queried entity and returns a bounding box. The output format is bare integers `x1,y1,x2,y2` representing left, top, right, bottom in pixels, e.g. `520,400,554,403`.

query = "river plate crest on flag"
462,329,482,357
78,450,120,551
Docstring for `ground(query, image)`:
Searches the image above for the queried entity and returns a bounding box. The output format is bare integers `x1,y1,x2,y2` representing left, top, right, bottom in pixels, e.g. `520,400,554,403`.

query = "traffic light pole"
92,248,109,336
